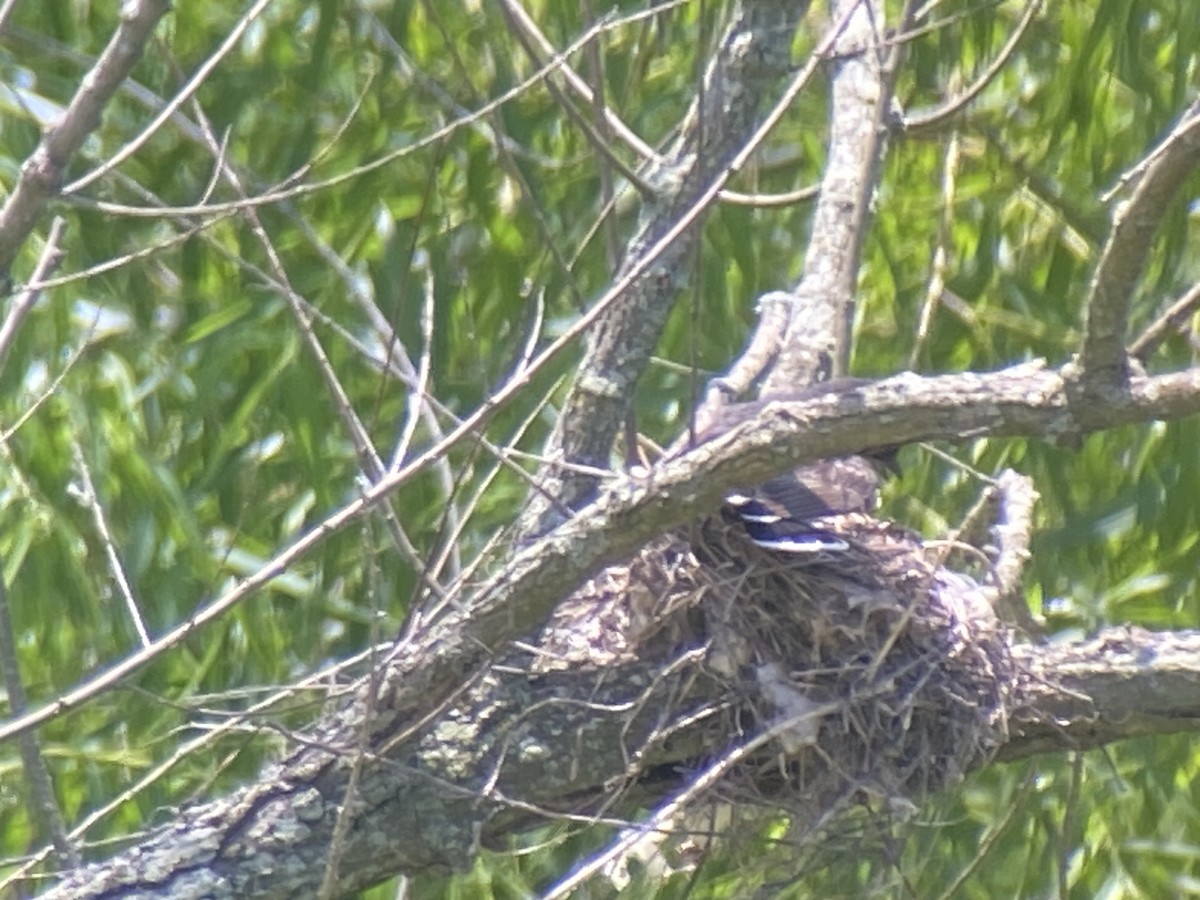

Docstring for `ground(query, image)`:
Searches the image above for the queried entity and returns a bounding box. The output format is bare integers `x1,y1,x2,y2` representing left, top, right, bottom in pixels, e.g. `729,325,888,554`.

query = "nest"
536,507,1016,841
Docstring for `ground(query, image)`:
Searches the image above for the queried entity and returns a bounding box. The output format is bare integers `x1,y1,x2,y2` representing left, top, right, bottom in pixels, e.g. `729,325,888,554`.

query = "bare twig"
1128,280,1200,363
902,0,1043,134
0,216,66,370
494,0,664,167
693,291,793,439
989,469,1043,637
68,438,151,647
910,129,960,369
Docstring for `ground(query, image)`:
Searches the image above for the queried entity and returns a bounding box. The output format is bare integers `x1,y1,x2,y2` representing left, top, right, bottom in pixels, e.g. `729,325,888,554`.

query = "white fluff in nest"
755,661,825,753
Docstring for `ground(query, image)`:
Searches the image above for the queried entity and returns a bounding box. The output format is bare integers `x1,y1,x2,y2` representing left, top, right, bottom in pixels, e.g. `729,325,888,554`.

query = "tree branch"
1077,101,1200,394
765,0,899,389
0,0,171,278
5,363,1200,748
1005,629,1200,759
41,619,1200,897
518,0,815,537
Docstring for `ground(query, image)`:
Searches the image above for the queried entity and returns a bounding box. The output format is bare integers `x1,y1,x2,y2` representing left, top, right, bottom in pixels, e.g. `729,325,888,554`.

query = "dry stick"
1077,102,1200,392
415,381,568,630
989,469,1040,627
68,438,151,647
1128,280,1200,362
581,0,623,273
389,261,438,468
0,0,171,275
910,128,960,370
0,217,66,368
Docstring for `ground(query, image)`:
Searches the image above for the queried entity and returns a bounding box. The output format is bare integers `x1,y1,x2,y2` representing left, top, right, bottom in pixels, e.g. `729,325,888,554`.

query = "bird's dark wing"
725,456,885,553
790,456,883,516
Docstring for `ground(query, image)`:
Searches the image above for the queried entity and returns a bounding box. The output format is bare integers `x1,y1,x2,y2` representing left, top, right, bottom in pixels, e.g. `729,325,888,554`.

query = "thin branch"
0,216,66,371
68,437,151,647
494,0,664,168
0,0,171,276
1128,279,1200,363
910,129,960,369
902,0,1043,135
717,182,820,207
1077,101,1200,393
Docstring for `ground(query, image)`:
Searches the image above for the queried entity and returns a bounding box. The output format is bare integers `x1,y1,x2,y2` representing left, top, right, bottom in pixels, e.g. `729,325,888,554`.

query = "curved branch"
1078,101,1200,393
5,363,1200,748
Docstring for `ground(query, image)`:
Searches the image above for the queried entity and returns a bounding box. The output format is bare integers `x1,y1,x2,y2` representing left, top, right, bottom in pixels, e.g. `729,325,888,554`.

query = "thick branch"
5,363,1200,748
375,364,1200,734
765,0,898,389
1004,629,1200,759
42,621,1200,897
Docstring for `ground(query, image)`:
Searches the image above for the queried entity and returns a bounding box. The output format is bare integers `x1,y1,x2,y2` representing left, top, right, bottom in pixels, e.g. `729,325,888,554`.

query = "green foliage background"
1,0,1199,895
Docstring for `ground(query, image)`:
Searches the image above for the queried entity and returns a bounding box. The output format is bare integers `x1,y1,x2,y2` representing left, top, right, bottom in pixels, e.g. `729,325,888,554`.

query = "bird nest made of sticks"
536,507,1016,826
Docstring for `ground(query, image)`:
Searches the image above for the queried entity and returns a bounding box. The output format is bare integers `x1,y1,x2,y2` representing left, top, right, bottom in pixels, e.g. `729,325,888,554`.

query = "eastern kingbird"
696,381,894,553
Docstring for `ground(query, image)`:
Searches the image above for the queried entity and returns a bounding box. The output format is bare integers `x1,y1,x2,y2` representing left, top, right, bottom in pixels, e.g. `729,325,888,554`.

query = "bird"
693,380,896,554
724,455,888,553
